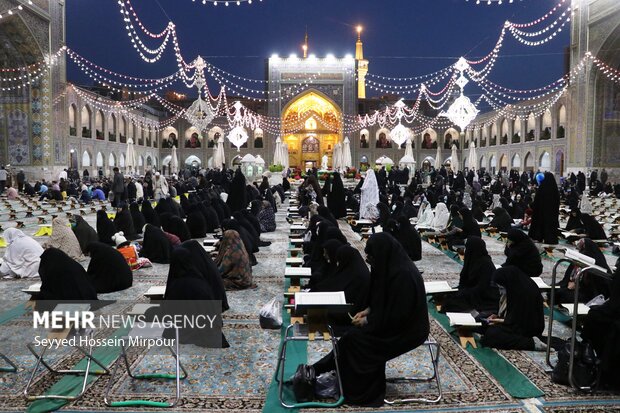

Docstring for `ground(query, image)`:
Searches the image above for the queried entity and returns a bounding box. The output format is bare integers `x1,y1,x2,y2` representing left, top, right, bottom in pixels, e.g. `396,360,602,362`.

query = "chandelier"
440,58,479,131
389,99,411,147
184,57,215,131
227,101,249,151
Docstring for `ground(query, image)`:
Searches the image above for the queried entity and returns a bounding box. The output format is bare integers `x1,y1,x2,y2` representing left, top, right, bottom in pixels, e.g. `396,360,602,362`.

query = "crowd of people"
0,162,619,405
0,165,285,347
293,164,619,404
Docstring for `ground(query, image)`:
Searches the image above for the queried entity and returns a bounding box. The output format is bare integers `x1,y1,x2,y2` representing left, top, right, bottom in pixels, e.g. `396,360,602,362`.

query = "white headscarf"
417,202,435,227
432,202,450,230
360,169,380,220
491,194,501,210
579,195,593,214
0,228,43,278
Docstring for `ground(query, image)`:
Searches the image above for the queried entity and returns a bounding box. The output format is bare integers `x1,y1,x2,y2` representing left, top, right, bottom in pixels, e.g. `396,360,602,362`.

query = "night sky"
66,0,570,102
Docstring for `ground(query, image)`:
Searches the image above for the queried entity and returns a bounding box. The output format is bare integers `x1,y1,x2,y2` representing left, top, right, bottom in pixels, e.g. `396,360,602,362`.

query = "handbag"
552,340,600,388
292,364,316,403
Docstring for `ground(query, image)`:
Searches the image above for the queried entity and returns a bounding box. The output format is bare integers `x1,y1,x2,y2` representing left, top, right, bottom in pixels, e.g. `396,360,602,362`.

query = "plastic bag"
259,297,282,329
293,364,316,402
314,371,340,400
586,294,607,308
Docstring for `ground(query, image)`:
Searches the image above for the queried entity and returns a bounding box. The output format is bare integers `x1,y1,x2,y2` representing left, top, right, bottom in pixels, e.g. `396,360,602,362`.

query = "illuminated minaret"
355,25,368,99
302,27,308,59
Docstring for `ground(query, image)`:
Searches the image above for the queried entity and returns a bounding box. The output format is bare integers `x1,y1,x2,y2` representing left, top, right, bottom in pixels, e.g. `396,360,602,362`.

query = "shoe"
538,335,567,352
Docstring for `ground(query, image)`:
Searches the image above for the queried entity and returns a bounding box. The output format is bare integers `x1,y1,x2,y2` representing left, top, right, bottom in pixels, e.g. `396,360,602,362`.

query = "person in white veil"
491,194,501,210
416,201,435,228
432,202,450,230
579,195,593,215
0,228,43,278
359,169,380,220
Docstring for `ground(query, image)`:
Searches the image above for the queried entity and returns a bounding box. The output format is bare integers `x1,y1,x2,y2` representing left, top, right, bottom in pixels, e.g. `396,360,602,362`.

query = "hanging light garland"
192,0,262,6
0,0,33,19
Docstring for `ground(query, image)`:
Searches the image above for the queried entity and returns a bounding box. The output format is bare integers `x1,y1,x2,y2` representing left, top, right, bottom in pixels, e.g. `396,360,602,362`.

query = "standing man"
16,169,25,193
0,166,6,194
112,167,124,208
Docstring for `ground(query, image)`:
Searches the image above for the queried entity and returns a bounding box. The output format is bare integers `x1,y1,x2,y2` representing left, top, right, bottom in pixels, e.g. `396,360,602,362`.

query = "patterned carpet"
0,195,618,412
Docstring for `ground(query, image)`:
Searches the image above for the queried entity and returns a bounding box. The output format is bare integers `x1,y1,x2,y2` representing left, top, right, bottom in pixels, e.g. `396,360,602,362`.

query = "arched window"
555,150,564,176
81,106,91,138
108,114,117,141
524,152,534,171
120,117,127,143
69,105,77,136
254,128,264,148
421,129,437,149
512,153,521,169
96,152,104,168
500,119,509,144
95,110,104,140
108,153,116,167
359,129,369,148
82,151,91,167
302,136,320,152
540,151,551,170
557,105,566,139
162,127,179,148
376,129,392,149
541,110,552,140
444,129,459,149
526,114,536,142
185,126,202,149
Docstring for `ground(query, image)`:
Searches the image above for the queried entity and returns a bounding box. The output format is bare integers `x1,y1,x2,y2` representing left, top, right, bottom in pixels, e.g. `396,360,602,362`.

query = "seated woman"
311,244,370,331
502,229,543,278
86,242,132,293
580,213,608,240
0,228,43,279
555,238,612,304
393,216,422,261
481,266,545,351
312,233,429,406
308,239,343,289
141,198,161,227
581,259,620,389
165,215,192,242
140,224,172,264
96,210,117,245
257,200,276,233
215,229,255,290
488,207,513,233
416,201,434,229
178,240,229,312
565,208,584,232
431,202,450,231
222,219,257,266
439,205,466,248
160,247,229,348
113,204,138,240
37,248,97,303
186,204,208,239
45,217,84,261
460,208,482,238
129,202,146,235
71,215,99,255
441,237,499,314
